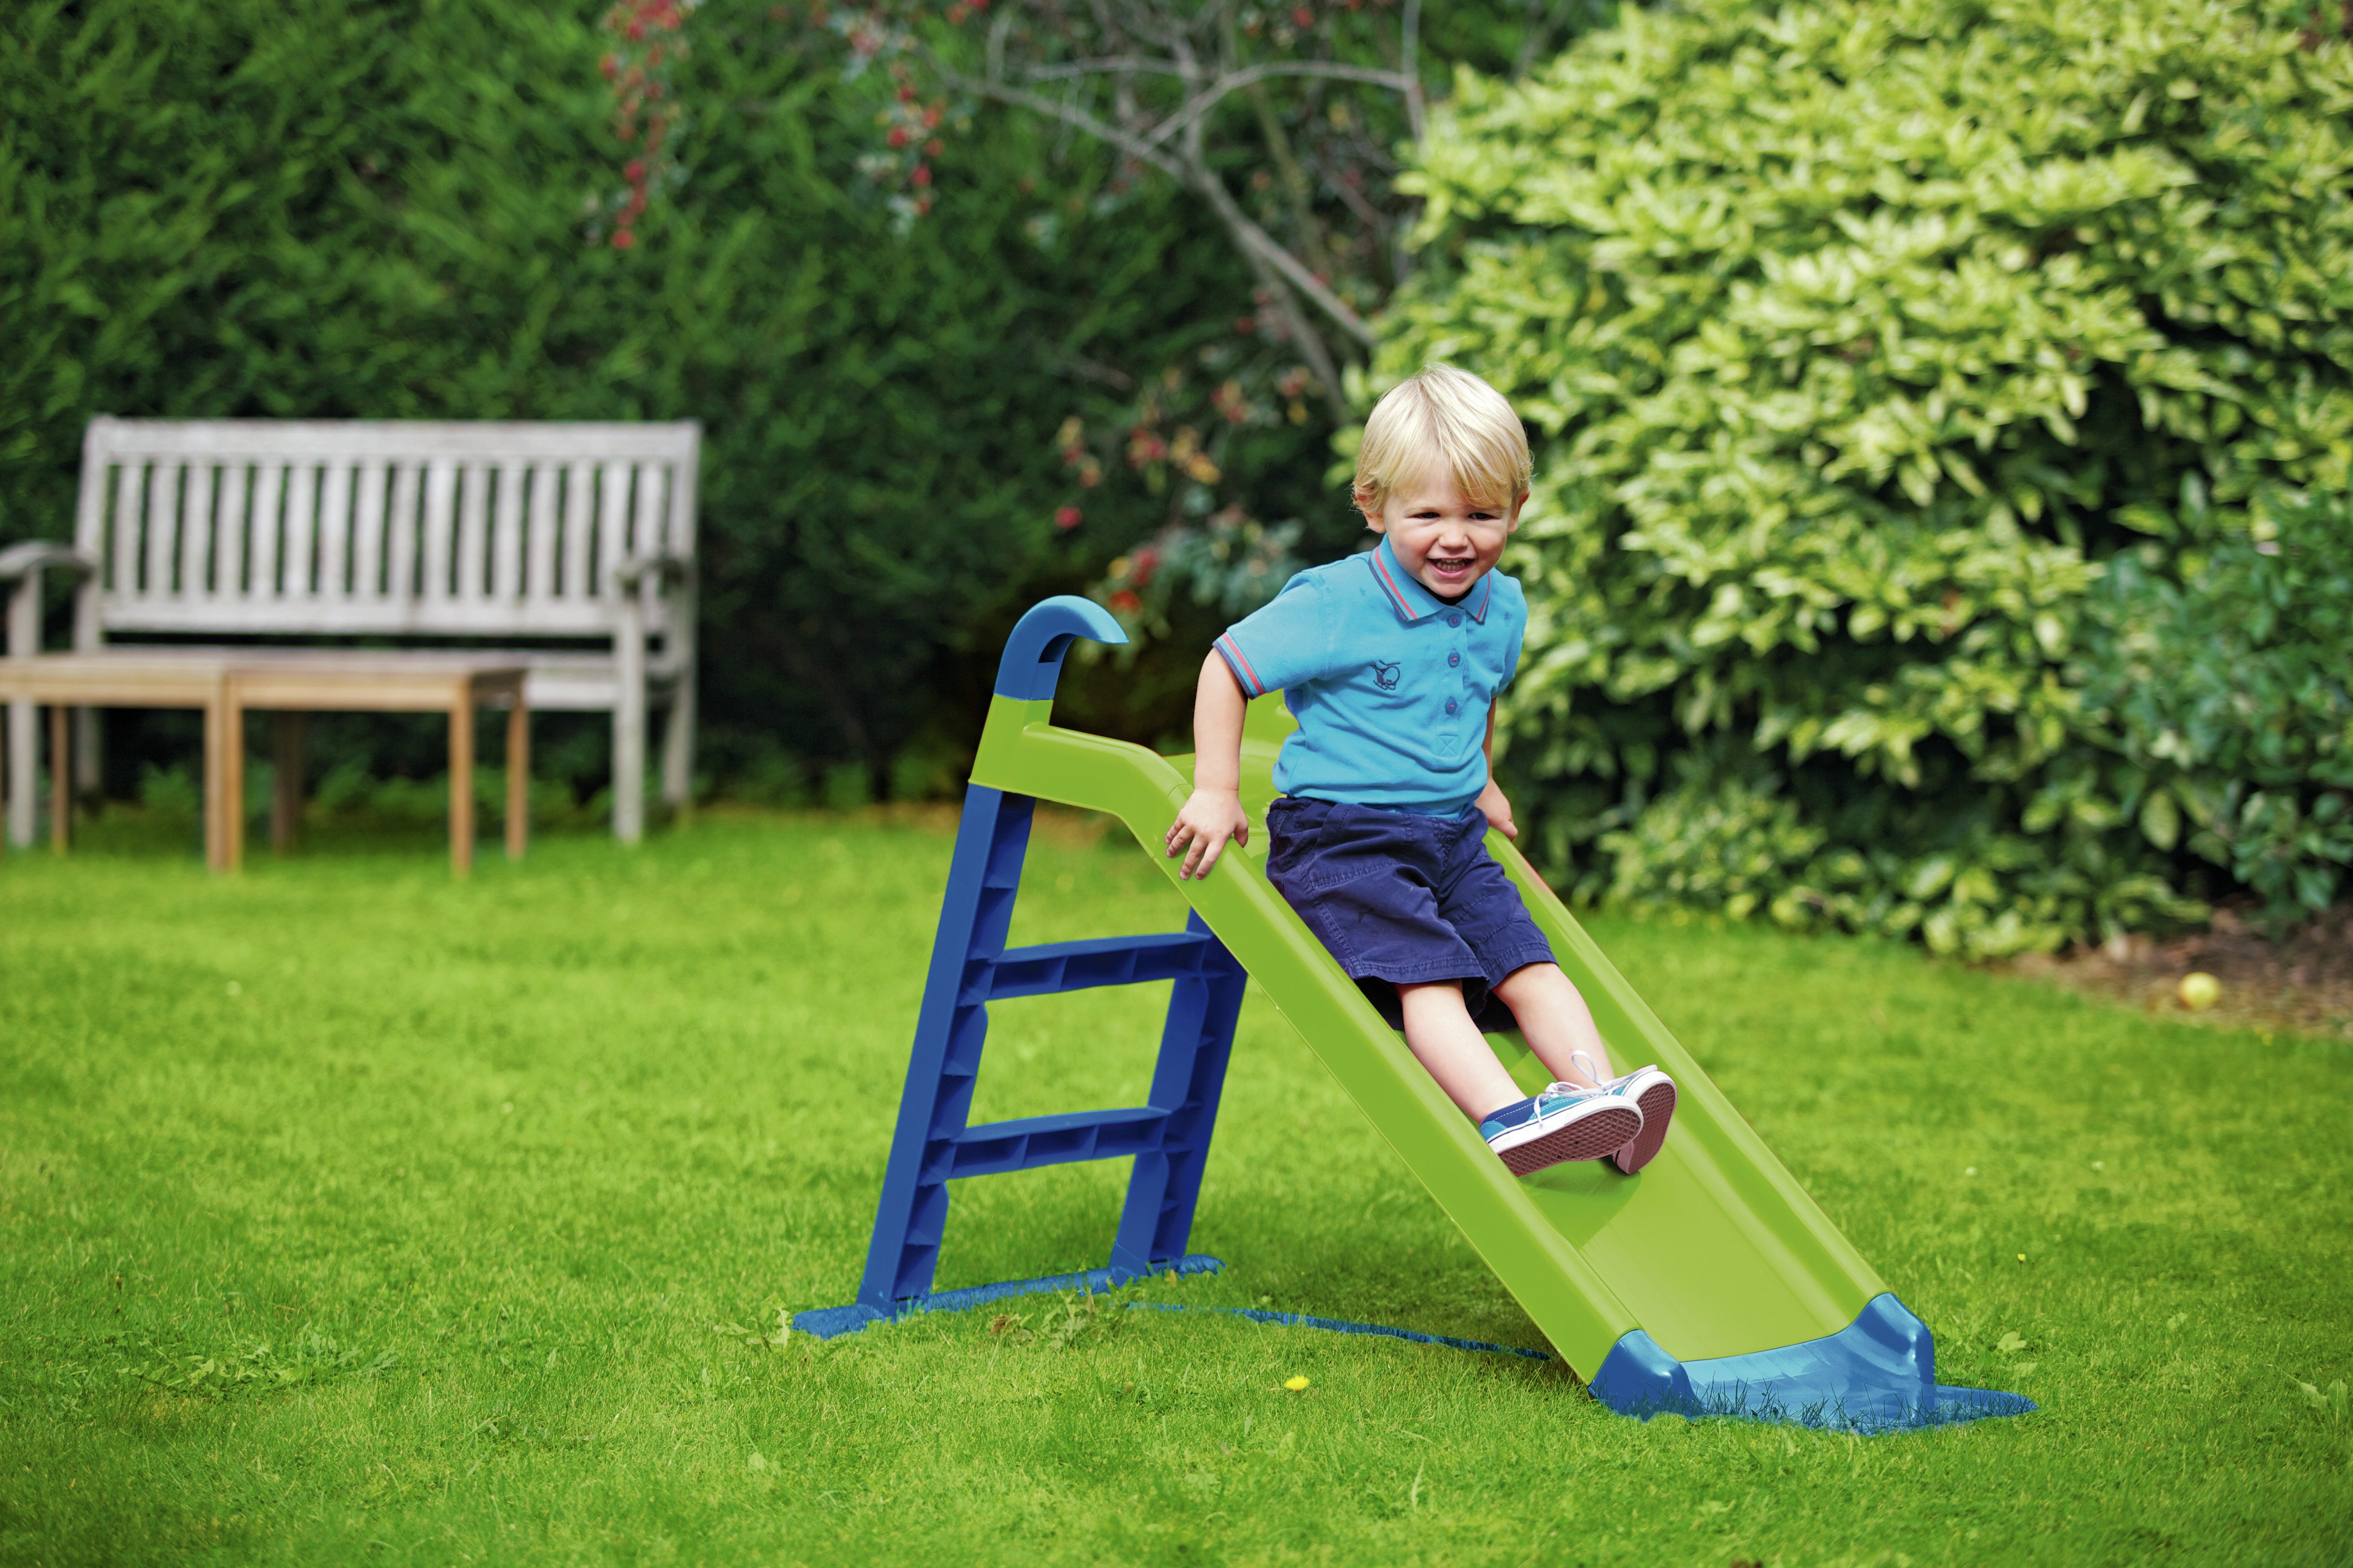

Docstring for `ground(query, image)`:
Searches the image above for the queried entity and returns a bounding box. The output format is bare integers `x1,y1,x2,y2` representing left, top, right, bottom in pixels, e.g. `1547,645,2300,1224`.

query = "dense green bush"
0,0,1326,800
1384,0,2353,949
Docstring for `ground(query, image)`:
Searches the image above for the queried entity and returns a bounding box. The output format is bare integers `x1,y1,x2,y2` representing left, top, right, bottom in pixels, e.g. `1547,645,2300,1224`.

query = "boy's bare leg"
1396,981,1525,1121
1492,963,1616,1087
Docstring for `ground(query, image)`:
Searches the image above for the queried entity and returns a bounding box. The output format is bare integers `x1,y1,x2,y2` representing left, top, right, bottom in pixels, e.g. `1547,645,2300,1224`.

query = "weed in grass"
2294,1375,2351,1466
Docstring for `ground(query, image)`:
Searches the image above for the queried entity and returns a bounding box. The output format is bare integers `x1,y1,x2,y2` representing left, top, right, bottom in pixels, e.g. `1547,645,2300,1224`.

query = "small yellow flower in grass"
1283,1375,1311,1392
2178,972,2221,1010
2016,1253,2028,1264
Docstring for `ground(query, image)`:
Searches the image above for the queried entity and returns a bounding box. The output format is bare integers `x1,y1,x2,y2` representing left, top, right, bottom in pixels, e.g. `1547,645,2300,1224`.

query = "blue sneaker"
1480,1083,1644,1177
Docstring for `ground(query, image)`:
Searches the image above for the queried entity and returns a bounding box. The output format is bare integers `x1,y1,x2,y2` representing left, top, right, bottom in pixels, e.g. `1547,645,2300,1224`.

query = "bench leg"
449,688,475,878
505,699,529,862
613,691,646,846
48,704,68,854
75,708,100,803
272,713,305,854
661,662,695,813
613,592,647,844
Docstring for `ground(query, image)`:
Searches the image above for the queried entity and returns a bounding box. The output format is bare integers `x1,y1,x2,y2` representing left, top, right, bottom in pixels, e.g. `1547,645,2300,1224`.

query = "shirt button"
1448,652,1460,666
1447,613,1462,627
1445,698,1458,714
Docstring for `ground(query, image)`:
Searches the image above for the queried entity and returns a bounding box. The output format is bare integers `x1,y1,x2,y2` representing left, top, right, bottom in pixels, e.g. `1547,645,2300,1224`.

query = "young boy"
1163,364,1676,1178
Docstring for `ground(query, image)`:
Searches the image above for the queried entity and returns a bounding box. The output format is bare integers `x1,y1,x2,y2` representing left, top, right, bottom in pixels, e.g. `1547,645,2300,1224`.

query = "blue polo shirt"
1214,535,1526,813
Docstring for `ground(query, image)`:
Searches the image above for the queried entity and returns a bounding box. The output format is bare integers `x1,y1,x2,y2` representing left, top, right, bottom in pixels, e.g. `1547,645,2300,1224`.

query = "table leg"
272,713,306,854
48,704,69,854
5,696,31,851
223,698,246,873
202,687,227,873
505,696,529,862
449,685,475,878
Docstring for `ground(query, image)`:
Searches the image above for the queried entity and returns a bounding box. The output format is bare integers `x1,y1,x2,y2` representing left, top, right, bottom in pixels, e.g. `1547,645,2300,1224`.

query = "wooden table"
0,654,231,865
0,652,528,875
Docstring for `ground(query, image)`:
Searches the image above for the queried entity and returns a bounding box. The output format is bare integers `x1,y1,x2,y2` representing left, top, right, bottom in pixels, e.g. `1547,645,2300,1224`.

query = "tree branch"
1143,60,1416,148
937,65,1190,182
944,55,1375,348
1021,54,1189,80
1184,105,1351,421
1183,132,1375,348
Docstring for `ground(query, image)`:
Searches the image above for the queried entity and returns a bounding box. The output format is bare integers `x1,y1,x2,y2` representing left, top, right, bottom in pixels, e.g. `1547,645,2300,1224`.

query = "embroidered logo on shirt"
1371,660,1402,691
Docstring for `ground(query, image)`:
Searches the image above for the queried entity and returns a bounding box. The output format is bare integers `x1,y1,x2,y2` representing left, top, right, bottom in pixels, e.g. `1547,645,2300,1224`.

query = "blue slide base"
795,1254,1226,1340
1589,1292,2036,1433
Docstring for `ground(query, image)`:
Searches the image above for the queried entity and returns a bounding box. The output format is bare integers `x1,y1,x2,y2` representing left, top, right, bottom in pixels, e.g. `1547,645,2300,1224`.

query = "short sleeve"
1214,574,1344,698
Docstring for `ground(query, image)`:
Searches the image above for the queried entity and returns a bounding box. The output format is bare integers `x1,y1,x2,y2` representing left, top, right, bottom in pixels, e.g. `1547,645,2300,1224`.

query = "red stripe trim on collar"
1365,548,1421,621
1470,572,1493,623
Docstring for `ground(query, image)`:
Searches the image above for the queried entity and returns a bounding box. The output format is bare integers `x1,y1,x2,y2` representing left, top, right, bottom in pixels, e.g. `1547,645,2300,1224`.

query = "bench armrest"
608,549,694,593
0,542,98,584
2,543,99,659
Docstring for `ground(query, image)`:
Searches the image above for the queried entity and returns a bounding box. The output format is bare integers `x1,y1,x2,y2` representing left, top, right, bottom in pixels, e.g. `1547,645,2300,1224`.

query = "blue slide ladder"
798,601,1244,1338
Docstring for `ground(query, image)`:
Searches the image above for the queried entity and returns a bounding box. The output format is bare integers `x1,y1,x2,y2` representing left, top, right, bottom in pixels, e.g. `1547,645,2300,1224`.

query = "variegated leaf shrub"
1380,0,2353,952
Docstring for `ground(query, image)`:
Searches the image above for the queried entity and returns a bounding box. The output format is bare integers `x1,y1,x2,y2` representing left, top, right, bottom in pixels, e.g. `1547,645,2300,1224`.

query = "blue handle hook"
992,595,1130,702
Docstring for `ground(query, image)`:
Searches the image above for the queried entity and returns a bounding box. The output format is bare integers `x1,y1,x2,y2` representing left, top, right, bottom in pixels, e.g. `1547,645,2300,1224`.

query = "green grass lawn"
1,811,2348,1566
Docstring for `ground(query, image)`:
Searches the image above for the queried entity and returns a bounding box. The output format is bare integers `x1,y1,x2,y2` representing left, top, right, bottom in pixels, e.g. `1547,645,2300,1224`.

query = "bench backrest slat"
76,418,700,640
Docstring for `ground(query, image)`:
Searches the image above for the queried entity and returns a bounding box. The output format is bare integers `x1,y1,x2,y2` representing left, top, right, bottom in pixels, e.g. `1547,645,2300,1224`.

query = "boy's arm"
1476,704,1518,839
1164,651,1252,880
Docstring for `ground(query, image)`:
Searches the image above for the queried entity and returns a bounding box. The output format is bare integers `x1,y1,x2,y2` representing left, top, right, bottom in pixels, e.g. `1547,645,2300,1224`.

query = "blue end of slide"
1589,1294,2036,1433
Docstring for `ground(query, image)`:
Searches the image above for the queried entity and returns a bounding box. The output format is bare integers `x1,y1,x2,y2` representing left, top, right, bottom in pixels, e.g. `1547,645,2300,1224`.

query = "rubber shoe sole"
1610,1072,1677,1174
1491,1101,1643,1176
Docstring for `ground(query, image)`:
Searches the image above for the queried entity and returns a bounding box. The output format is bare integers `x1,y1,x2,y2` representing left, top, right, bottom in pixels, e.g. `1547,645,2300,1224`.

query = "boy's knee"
1495,961,1574,997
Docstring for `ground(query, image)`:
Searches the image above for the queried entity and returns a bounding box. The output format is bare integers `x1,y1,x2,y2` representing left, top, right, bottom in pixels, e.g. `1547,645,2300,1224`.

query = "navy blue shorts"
1263,795,1556,1032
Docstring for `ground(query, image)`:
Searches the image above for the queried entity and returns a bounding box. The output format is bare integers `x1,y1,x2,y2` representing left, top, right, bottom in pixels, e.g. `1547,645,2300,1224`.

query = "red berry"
1054,506,1083,530
1109,589,1141,613
911,164,931,188
613,227,636,249
887,125,910,147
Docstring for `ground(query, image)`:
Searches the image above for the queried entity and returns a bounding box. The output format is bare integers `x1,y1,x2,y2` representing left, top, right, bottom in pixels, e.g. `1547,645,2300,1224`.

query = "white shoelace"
1569,1049,1616,1091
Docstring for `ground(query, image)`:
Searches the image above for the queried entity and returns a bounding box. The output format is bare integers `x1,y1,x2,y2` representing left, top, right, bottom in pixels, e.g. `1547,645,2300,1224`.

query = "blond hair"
1351,363,1532,516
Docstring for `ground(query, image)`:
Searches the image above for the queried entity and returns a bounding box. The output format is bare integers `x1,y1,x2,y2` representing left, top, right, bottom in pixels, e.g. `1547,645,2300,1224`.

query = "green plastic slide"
968,682,1884,1381
805,597,2031,1428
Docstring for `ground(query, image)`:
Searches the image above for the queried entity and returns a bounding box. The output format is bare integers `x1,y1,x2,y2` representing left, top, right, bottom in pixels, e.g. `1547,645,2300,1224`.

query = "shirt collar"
1365,535,1493,624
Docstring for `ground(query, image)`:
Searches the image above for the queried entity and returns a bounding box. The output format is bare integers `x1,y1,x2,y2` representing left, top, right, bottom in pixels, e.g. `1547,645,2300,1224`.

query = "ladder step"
935,1106,1172,1179
964,931,1215,1004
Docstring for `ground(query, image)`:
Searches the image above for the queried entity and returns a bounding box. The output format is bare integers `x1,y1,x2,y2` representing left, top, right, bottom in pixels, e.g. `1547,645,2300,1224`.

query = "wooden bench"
1,417,699,854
